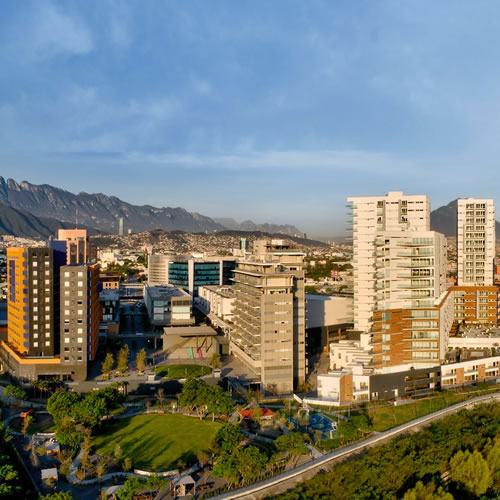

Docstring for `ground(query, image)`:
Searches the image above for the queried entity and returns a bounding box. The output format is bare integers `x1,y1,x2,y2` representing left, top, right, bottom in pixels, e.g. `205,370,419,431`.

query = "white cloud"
30,2,93,59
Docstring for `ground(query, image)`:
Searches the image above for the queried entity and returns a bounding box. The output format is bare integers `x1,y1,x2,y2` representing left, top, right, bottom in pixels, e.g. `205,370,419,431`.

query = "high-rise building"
7,247,59,357
2,245,100,382
231,239,305,393
55,229,91,265
457,198,496,286
119,217,124,236
60,265,101,374
347,191,431,333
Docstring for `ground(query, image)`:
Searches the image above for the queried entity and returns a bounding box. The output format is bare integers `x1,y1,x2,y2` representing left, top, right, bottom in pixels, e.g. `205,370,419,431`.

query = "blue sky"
1,1,500,236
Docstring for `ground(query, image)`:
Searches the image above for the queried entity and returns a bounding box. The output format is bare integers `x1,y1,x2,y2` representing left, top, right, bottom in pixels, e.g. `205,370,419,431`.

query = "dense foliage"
0,423,27,498
275,403,500,499
47,387,124,447
178,378,234,421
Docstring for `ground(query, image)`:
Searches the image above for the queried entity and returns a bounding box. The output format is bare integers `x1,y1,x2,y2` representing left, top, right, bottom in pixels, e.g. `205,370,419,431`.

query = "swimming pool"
288,412,337,439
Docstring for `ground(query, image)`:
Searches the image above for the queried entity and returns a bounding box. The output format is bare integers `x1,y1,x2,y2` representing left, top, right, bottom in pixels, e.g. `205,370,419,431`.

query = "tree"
275,433,308,457
122,456,132,472
117,345,129,374
114,444,123,463
47,391,80,425
211,424,245,454
0,464,20,496
210,353,221,369
101,352,114,379
96,456,107,480
449,449,491,496
22,415,33,436
212,452,240,484
55,417,83,449
41,492,74,500
3,385,27,405
74,391,108,429
486,437,500,493
157,388,165,409
236,446,268,484
136,348,146,374
402,481,453,500
206,386,234,422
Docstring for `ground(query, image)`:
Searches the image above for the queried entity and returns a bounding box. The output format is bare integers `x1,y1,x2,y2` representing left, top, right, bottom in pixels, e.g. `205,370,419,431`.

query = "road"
213,391,500,500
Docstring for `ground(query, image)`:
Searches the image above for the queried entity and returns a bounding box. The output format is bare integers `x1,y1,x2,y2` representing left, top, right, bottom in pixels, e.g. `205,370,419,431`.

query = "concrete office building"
144,284,194,328
457,198,496,286
347,192,430,334
231,239,306,394
197,285,235,322
147,254,237,295
147,254,171,285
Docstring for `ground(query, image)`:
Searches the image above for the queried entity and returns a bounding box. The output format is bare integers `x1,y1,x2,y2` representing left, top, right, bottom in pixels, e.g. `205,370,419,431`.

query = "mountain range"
0,203,98,239
0,177,303,237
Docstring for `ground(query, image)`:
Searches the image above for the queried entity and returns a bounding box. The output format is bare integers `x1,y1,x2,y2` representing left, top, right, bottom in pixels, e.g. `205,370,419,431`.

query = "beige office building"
231,240,305,394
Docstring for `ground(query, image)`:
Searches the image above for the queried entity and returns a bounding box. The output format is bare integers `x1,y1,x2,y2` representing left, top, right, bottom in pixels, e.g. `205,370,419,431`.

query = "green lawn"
368,392,471,432
93,414,221,471
154,364,212,379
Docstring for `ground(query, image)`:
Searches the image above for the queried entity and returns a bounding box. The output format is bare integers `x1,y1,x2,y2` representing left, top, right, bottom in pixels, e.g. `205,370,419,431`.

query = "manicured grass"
154,364,212,379
368,392,470,432
93,414,221,471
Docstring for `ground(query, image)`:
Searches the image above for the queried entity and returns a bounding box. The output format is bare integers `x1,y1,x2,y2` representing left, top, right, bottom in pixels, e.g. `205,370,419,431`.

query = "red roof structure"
238,408,274,419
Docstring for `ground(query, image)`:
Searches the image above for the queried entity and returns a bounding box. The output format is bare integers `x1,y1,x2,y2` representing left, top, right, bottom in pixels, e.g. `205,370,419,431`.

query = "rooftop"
145,284,190,299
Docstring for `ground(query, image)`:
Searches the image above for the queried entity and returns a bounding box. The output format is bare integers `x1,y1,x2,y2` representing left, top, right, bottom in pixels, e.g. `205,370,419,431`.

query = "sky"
1,1,500,237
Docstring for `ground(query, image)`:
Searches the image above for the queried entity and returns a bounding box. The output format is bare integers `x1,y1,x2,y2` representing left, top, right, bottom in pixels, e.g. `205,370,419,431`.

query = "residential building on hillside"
457,198,495,286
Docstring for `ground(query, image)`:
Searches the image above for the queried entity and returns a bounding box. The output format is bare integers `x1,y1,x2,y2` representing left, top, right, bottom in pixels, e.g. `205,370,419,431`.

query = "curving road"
213,392,500,500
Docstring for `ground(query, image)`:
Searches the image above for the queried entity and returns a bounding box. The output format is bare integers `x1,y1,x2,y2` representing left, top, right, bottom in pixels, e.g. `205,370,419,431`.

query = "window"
64,271,70,277
33,342,38,347
77,337,83,343
64,300,70,306
45,341,50,346
64,338,70,344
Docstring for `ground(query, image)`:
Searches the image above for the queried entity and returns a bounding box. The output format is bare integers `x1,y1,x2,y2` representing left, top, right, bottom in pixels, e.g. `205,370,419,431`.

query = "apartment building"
457,198,495,286
231,239,305,394
2,246,100,382
453,286,499,324
56,229,92,265
60,265,101,378
147,254,171,285
7,247,59,357
347,192,430,334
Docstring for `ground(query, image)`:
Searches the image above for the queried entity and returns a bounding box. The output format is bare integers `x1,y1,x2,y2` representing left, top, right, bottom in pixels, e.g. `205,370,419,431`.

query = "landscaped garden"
154,364,212,379
93,414,222,470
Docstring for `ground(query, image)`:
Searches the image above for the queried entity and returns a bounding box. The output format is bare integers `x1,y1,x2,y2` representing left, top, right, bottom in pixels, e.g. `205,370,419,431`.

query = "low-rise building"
144,284,194,328
197,285,235,321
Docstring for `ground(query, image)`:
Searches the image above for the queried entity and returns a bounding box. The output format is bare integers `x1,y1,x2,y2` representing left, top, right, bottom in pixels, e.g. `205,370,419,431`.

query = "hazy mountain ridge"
430,199,500,237
0,202,98,239
213,217,303,236
0,177,302,236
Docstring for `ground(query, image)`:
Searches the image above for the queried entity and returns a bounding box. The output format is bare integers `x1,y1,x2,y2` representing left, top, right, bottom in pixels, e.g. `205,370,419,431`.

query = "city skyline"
2,2,500,235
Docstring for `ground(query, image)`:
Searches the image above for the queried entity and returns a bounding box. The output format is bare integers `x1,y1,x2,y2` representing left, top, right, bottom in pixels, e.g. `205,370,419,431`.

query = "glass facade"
193,262,220,295
168,262,189,291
